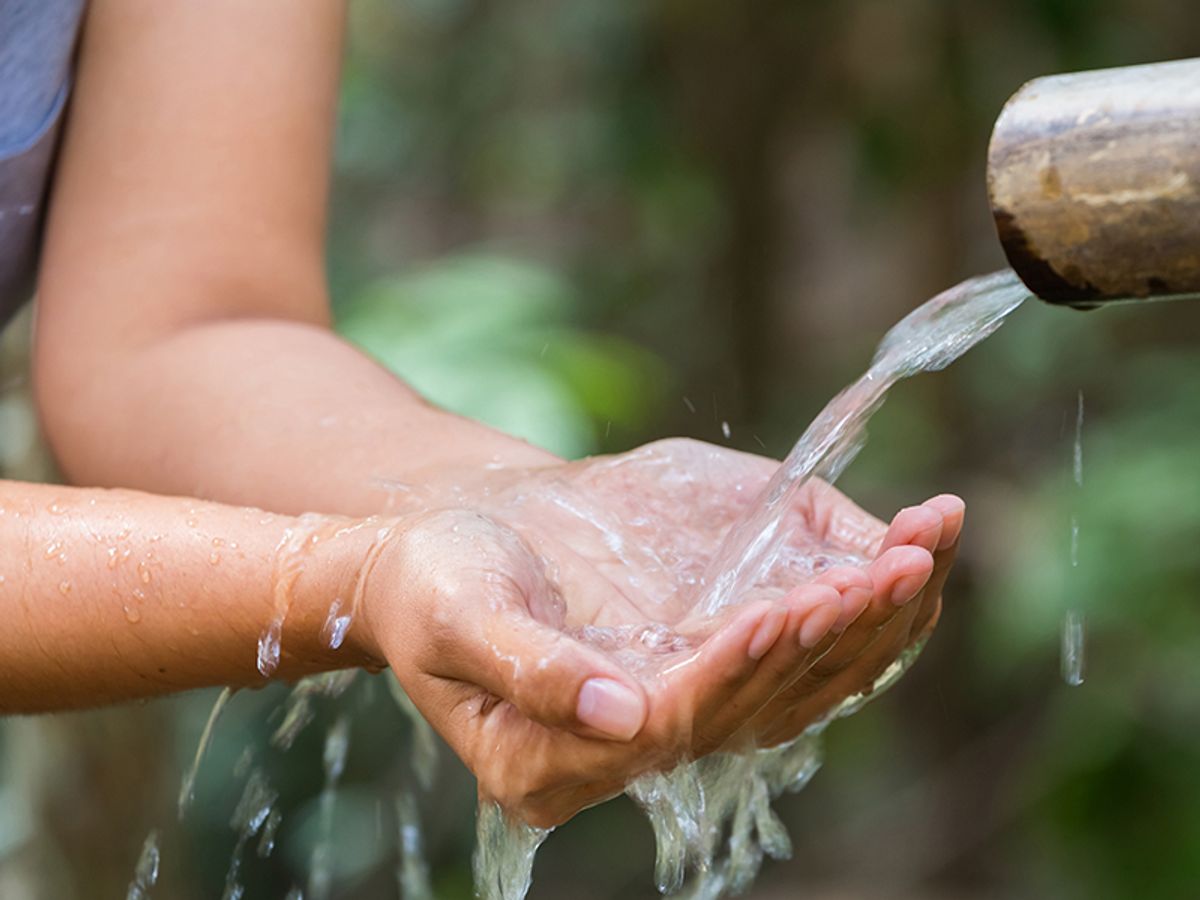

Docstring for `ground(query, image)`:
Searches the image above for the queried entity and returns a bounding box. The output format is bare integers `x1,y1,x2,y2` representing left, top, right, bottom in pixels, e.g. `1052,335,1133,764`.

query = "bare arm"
34,0,554,518
0,480,384,712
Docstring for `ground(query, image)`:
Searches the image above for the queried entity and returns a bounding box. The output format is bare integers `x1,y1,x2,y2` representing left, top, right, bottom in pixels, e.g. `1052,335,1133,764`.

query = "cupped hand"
365,438,964,825
466,439,962,746
360,507,856,827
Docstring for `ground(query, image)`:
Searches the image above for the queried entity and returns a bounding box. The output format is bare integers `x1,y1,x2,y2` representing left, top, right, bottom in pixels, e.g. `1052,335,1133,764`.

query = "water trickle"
178,687,235,819
257,808,284,859
307,715,351,900
222,768,278,900
321,598,351,650
1061,608,1086,687
397,793,434,900
125,829,160,900
386,674,438,790
1062,389,1086,687
473,803,551,900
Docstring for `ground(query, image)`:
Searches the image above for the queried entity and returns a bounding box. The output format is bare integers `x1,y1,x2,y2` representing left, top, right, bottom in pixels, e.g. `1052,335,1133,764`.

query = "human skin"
0,474,955,827
21,1,962,823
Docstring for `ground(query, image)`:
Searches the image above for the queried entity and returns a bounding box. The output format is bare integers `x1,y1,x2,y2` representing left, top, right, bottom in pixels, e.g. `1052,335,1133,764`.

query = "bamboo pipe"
988,57,1200,307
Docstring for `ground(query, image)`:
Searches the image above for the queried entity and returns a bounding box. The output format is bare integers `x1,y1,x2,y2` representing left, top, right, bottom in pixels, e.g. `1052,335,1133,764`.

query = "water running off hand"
479,270,1032,898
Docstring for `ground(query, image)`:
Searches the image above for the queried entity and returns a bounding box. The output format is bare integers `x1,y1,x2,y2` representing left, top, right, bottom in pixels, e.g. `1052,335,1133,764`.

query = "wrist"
273,514,400,677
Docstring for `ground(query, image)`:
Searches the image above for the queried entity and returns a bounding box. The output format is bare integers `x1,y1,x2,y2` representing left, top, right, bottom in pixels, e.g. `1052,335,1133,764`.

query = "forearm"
0,479,384,712
31,0,556,517
35,316,558,517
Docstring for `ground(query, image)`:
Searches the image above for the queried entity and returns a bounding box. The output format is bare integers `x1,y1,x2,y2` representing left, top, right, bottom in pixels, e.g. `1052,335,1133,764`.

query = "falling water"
308,715,352,900
476,270,1032,899
178,686,235,819
1062,389,1086,686
125,830,160,900
698,269,1031,616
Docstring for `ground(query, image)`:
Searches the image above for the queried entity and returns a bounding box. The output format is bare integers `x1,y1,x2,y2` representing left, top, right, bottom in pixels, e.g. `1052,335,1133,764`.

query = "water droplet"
123,604,141,623
58,580,72,596
107,547,120,569
209,552,221,565
1061,609,1085,686
139,563,152,584
721,421,731,439
1073,389,1084,488
43,541,63,559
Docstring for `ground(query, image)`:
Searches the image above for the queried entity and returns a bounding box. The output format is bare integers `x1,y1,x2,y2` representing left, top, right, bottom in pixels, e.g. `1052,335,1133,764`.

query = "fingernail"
889,572,929,606
748,607,787,660
577,678,646,741
799,603,841,648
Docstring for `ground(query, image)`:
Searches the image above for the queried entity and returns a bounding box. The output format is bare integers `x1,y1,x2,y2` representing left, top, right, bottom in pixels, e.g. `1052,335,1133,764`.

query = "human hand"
365,438,962,820
358,507,863,827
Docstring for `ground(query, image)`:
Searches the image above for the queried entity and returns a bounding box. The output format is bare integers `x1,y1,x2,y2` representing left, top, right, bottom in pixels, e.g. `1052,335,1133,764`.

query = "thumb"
465,608,650,742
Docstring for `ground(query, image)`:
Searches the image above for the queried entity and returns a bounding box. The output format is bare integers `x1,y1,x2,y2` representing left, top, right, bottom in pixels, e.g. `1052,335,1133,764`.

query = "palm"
478,439,877,650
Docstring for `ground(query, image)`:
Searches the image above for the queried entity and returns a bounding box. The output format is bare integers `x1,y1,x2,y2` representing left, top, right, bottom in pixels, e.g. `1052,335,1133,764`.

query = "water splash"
473,803,551,900
126,830,160,900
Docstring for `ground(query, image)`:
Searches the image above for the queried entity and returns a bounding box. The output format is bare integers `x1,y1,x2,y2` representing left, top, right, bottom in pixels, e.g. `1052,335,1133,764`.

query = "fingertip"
799,601,842,648
883,505,942,552
925,494,966,550
748,604,789,660
834,584,872,630
870,545,934,605
814,565,872,593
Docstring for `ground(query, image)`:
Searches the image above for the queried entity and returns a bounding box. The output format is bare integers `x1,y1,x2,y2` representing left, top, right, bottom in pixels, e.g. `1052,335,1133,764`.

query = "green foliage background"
2,0,1199,898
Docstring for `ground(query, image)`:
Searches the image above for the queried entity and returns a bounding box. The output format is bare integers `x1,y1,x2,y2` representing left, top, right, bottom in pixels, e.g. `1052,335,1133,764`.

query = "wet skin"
361,438,963,827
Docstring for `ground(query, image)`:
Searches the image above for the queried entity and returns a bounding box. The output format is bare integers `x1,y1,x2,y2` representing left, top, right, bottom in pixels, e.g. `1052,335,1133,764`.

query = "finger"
785,546,932,686
876,505,943,557
869,544,935,607
811,565,873,631
687,585,844,753
904,496,964,638
923,494,965,551
440,606,651,743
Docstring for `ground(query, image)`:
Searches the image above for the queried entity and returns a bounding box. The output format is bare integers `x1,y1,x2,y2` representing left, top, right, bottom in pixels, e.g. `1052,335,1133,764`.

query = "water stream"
1062,389,1086,687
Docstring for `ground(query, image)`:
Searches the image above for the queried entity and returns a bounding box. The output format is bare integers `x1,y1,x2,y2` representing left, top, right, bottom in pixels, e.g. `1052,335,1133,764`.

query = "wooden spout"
988,57,1200,307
